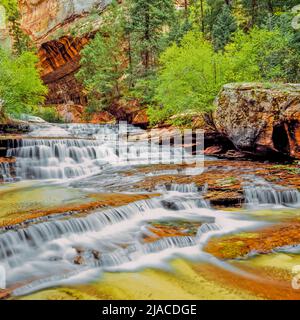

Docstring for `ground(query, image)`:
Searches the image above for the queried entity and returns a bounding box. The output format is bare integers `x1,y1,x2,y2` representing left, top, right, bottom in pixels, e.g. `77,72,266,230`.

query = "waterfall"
0,198,162,262
244,179,300,207
0,122,264,296
141,236,196,254
58,123,142,139
6,123,191,180
157,183,200,193
196,223,221,238
6,138,118,179
0,161,15,182
0,182,260,295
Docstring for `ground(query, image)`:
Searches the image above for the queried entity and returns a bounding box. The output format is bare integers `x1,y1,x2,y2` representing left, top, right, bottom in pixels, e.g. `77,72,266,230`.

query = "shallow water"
1,123,300,299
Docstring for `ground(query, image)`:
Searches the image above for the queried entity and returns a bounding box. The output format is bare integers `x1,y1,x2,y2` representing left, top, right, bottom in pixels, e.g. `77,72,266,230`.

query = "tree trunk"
200,0,205,33
143,11,150,72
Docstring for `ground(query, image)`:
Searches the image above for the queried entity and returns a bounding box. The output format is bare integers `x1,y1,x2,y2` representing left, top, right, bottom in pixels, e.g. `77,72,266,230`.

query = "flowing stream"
1,123,300,297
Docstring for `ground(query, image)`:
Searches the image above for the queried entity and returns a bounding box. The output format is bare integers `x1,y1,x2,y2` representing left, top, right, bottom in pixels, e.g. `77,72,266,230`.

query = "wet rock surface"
0,123,30,135
129,160,300,208
0,122,299,300
205,221,300,260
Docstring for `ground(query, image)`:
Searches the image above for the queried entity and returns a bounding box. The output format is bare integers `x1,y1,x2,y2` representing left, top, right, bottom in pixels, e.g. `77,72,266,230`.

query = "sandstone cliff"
19,0,110,43
18,0,111,110
0,5,11,50
214,83,300,159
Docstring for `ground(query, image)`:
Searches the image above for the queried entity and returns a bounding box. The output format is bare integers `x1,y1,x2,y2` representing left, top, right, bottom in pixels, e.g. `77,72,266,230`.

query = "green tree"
224,28,292,82
76,2,126,113
212,4,237,51
128,0,175,78
241,0,300,28
148,30,226,125
0,49,47,116
204,0,229,35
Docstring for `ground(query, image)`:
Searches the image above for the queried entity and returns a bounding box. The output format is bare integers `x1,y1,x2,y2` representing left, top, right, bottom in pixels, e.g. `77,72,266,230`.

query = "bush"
149,31,226,125
32,106,63,123
0,49,47,116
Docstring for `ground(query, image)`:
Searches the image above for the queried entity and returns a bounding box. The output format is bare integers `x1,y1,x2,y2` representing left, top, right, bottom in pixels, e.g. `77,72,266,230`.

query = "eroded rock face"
39,36,88,105
55,104,85,122
19,0,111,112
16,1,150,125
19,0,109,42
0,5,11,50
214,83,300,159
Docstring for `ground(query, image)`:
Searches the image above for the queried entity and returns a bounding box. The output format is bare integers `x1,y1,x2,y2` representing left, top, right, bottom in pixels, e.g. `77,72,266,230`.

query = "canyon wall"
0,5,11,50
19,0,111,109
19,0,110,43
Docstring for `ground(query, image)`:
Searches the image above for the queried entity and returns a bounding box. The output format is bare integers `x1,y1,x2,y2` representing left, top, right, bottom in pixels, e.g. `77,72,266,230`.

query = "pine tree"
76,1,126,113
241,0,300,29
128,0,175,78
212,4,237,51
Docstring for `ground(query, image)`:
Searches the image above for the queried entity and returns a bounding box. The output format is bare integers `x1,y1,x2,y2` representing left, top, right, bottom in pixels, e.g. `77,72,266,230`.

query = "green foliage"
212,4,237,51
0,0,34,55
127,0,175,78
148,31,226,125
224,28,293,82
148,20,300,125
129,75,157,106
32,106,63,123
76,1,125,112
240,0,300,28
0,0,18,22
2,0,299,127
0,49,47,116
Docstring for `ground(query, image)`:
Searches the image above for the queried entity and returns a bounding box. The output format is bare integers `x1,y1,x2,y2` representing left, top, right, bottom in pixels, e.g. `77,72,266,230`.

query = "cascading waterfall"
6,123,190,180
157,183,200,193
0,162,14,182
58,123,143,139
6,138,117,179
0,183,259,295
0,122,261,295
0,196,211,264
243,177,300,207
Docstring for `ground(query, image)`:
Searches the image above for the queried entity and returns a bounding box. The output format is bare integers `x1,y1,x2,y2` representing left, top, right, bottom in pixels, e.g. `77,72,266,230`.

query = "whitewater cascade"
0,179,259,296
243,177,300,207
6,123,200,180
0,162,14,182
1,123,285,296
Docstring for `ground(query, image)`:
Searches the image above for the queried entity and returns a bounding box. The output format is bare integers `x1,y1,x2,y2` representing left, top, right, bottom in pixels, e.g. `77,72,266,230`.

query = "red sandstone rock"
214,83,300,159
55,104,85,123
204,146,223,155
0,289,10,300
90,111,116,124
18,1,109,108
132,109,149,127
39,36,88,106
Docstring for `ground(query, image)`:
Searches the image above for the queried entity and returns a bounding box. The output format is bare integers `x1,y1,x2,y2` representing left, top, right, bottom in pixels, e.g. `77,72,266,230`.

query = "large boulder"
214,83,300,159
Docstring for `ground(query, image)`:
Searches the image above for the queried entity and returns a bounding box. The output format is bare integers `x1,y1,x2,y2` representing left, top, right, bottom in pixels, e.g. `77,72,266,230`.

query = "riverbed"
0,123,300,300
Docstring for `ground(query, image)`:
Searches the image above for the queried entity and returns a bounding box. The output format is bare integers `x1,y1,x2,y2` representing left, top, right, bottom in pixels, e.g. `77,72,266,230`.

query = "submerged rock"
214,83,300,159
73,255,85,265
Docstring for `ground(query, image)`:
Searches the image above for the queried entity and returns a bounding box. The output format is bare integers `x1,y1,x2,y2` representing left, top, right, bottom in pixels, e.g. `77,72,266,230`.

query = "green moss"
271,165,300,175
216,177,239,186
